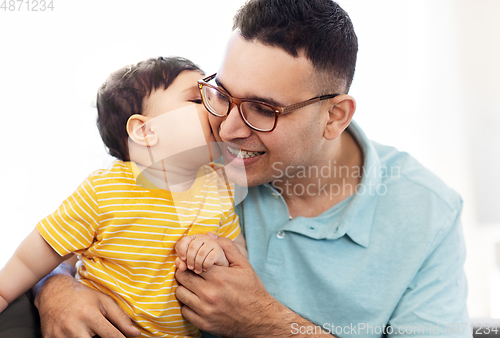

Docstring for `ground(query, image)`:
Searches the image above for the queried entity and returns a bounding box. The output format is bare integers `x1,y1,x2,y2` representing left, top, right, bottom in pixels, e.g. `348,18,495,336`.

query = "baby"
0,56,246,338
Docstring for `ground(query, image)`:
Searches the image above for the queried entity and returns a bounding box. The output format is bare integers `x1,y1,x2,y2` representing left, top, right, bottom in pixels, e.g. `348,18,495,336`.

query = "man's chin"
224,166,250,187
224,165,272,188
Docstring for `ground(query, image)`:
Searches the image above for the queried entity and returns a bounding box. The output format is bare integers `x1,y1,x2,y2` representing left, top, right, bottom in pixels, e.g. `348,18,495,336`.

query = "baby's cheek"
197,108,211,136
207,112,223,140
198,108,221,156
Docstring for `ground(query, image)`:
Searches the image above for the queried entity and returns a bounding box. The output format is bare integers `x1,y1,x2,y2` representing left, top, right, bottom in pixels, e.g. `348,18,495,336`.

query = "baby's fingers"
194,243,215,274
186,235,206,271
175,257,187,272
201,249,227,272
175,235,195,261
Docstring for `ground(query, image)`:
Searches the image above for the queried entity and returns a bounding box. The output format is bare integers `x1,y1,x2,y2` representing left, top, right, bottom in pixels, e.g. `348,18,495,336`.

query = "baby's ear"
126,114,159,147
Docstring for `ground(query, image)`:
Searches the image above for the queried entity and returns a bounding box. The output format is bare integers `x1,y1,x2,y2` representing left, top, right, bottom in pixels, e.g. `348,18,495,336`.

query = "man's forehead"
217,32,317,103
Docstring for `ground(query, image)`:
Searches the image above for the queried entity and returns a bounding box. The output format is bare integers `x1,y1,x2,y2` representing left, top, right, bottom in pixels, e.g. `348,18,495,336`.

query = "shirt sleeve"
387,199,472,337
217,206,241,241
36,175,99,256
210,164,241,241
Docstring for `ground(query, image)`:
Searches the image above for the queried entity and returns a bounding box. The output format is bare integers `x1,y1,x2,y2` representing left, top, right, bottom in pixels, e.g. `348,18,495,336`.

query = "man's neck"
276,129,364,218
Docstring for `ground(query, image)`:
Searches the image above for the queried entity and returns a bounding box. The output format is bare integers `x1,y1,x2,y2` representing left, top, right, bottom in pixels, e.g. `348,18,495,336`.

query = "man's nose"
219,104,252,142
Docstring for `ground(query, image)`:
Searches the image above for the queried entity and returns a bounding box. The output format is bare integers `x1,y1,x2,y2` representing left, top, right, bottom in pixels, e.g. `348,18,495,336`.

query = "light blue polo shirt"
234,121,471,337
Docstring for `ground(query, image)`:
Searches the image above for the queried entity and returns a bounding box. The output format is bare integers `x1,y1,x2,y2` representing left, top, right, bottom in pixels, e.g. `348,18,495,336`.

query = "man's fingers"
180,302,208,332
88,315,126,338
92,295,140,338
175,273,203,309
50,321,95,338
175,267,207,290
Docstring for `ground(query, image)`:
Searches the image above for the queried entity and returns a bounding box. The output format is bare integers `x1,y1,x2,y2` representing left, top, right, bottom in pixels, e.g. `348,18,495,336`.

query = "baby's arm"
232,233,247,258
175,232,247,274
0,229,67,313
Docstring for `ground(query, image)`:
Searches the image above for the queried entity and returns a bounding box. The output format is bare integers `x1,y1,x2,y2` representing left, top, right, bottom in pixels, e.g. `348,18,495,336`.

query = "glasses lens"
240,101,276,131
201,85,229,117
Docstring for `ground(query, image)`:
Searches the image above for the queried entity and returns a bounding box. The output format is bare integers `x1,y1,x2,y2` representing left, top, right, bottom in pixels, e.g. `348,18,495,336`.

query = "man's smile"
227,146,265,159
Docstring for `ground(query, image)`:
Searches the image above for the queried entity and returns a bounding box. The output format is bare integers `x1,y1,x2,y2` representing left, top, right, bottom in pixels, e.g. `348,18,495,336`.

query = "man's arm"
175,235,335,338
385,203,471,337
33,260,141,338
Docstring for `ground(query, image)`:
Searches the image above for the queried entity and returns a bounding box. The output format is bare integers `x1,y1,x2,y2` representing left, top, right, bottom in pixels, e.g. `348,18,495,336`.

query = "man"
2,0,470,337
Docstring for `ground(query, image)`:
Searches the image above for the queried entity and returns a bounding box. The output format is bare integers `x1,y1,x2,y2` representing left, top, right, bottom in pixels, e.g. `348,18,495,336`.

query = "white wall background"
0,0,498,320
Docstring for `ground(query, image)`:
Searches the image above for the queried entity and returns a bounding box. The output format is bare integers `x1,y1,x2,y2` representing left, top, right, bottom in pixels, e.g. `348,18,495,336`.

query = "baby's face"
143,70,215,146
137,70,220,168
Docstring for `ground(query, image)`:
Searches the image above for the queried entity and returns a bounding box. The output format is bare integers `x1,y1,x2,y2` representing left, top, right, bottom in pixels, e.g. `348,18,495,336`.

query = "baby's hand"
174,232,228,274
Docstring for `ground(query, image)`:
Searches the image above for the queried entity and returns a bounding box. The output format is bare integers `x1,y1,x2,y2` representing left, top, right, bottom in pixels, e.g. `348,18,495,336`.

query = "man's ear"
126,114,159,147
324,95,356,140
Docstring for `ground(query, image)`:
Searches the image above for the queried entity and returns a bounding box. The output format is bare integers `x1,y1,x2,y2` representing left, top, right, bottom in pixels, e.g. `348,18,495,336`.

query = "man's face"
210,32,331,187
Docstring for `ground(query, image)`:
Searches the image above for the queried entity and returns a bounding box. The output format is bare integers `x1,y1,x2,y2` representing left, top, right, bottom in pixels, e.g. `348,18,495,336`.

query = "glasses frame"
198,73,340,132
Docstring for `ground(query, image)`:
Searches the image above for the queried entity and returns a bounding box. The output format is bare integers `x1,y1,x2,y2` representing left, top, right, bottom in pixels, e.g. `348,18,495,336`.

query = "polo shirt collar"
338,120,381,247
265,120,381,248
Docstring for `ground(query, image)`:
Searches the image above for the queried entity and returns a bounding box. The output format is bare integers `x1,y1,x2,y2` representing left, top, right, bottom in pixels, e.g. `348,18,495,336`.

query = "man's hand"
175,235,283,337
34,271,141,338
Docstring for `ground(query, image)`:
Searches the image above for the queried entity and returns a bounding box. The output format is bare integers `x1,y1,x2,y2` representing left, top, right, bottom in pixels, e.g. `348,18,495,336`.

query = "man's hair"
233,0,358,93
96,56,203,161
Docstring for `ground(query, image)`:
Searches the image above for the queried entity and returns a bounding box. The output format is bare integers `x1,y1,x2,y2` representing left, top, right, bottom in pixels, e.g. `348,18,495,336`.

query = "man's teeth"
228,147,263,159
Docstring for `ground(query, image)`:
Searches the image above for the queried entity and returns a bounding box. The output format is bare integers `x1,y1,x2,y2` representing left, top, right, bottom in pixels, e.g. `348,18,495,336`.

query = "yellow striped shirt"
36,161,240,337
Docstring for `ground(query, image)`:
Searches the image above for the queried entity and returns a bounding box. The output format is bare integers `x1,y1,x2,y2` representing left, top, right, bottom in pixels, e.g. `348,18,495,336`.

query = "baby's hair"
96,56,203,161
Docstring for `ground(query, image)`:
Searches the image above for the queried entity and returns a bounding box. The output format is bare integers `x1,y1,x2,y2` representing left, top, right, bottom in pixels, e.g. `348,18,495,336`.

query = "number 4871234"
1,0,54,11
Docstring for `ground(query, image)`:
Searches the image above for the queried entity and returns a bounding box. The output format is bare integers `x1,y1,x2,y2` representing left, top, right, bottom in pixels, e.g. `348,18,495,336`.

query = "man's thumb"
208,233,245,266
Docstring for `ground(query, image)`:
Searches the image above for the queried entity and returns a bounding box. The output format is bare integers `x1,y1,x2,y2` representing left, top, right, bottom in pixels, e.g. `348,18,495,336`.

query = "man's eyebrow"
214,78,231,95
215,77,286,107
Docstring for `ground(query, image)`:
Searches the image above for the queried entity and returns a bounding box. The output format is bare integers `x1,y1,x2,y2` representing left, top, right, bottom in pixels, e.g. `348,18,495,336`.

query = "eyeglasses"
197,73,340,132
